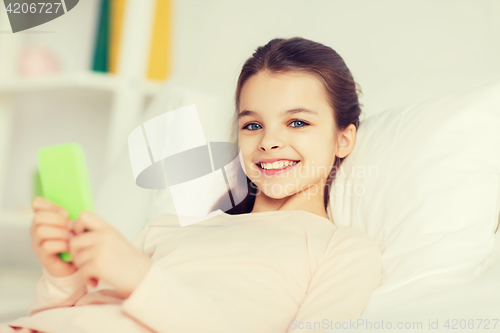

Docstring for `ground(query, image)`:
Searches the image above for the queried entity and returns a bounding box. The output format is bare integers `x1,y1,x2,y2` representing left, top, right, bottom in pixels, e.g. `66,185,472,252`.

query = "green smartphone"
37,143,94,262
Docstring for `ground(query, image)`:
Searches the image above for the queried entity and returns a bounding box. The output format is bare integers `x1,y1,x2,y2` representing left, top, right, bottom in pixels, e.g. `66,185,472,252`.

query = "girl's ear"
336,124,356,158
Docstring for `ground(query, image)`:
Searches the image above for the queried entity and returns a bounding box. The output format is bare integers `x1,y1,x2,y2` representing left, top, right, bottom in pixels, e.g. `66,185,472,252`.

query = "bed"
10,77,497,332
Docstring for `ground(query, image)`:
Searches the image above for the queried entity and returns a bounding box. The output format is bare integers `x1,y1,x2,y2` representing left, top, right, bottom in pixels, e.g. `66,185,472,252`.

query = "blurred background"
0,0,499,323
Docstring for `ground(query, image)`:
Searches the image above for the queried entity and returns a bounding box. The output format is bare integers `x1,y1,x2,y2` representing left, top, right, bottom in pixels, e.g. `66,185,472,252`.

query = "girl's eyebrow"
238,107,318,119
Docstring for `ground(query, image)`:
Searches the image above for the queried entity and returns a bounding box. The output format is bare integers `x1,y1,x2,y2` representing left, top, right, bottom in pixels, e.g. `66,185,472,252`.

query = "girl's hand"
69,212,152,299
30,197,78,277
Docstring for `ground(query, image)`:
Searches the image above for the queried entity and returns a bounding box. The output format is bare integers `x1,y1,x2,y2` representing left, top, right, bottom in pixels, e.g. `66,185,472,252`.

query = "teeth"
259,160,297,170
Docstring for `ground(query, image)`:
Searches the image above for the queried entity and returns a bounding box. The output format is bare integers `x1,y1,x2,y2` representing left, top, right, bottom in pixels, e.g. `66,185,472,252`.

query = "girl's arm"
286,227,383,333
27,267,87,316
27,220,153,316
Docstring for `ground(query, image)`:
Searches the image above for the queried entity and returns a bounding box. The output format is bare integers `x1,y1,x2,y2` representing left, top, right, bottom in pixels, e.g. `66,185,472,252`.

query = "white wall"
171,0,500,120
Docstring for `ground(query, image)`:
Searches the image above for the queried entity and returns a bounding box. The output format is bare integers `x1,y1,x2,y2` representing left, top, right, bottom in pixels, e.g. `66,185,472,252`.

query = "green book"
92,0,110,72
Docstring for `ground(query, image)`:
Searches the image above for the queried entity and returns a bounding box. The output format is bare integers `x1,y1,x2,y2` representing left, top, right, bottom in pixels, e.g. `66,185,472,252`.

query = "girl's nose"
259,145,279,151
258,130,284,151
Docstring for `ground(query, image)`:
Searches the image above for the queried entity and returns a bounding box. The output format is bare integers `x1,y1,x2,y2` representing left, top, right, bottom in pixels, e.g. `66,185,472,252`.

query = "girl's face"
238,71,337,199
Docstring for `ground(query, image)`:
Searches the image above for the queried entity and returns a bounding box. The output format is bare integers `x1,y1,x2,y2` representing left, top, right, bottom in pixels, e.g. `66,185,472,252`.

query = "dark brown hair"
213,36,363,215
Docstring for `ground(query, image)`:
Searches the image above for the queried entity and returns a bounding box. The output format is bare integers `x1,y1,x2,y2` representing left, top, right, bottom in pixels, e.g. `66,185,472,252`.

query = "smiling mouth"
255,161,300,171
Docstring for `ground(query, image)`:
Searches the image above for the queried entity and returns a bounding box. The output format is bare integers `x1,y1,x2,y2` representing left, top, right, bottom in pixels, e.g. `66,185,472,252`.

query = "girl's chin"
262,192,294,199
250,183,298,198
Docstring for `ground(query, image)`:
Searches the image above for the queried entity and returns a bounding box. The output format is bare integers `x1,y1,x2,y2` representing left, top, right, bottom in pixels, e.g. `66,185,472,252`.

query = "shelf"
0,71,164,97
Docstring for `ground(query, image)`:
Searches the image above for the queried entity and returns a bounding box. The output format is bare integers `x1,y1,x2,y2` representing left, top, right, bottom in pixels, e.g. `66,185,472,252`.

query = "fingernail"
61,210,69,217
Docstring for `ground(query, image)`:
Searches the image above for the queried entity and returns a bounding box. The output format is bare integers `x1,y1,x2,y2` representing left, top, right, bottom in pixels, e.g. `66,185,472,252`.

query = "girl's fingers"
40,239,69,255
70,243,99,288
72,247,95,272
31,196,68,216
33,211,70,229
30,211,71,244
35,225,72,247
73,212,107,235
69,232,95,257
89,278,99,288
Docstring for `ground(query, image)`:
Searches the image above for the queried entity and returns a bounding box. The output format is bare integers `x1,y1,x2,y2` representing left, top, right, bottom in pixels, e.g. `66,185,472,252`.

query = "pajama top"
5,209,382,333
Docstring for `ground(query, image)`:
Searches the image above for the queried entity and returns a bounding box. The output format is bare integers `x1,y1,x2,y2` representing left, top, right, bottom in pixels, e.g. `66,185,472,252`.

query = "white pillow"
327,79,500,310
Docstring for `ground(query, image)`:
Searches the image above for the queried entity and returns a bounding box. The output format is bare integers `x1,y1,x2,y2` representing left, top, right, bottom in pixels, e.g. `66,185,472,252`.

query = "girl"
2,37,382,333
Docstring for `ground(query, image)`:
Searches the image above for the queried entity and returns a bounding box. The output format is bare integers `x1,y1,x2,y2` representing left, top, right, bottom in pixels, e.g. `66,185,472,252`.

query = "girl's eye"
242,123,262,131
289,120,309,128
241,120,309,131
